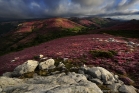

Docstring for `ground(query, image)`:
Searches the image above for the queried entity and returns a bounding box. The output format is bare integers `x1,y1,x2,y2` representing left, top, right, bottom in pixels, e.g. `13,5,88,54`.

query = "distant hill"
98,19,139,38
70,17,118,29
0,18,86,56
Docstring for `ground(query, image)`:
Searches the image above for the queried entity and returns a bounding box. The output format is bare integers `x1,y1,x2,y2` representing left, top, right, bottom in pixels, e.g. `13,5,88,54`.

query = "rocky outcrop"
119,85,137,93
0,57,138,93
0,73,103,93
79,66,137,93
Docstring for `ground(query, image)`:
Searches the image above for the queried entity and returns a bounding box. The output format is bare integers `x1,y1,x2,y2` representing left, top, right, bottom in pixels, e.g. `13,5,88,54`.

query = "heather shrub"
108,50,117,55
90,50,114,58
119,75,135,85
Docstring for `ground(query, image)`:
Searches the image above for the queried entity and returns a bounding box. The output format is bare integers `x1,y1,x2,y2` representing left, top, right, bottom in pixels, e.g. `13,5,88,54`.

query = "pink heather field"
0,34,139,84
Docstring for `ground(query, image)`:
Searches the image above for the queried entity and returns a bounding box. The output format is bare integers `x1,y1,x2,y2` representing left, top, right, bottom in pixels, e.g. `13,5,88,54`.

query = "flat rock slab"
0,72,103,93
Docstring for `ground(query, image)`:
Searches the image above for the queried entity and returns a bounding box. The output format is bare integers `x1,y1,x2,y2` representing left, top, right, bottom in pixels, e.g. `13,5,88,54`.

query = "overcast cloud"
0,0,139,19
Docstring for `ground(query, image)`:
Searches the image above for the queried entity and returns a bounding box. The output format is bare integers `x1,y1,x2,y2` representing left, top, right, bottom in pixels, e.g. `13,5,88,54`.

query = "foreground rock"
79,66,137,93
0,58,138,93
12,60,38,76
119,85,137,93
39,59,55,70
0,72,103,93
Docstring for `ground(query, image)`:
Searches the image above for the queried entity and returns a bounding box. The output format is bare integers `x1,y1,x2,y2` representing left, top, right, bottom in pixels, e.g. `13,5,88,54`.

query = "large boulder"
39,59,55,70
119,85,137,93
86,67,102,79
12,60,38,76
0,73,103,93
97,67,115,83
85,67,115,84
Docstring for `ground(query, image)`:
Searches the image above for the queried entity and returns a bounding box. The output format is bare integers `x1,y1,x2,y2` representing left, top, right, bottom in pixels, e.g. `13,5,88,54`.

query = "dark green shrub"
108,50,117,55
90,50,114,58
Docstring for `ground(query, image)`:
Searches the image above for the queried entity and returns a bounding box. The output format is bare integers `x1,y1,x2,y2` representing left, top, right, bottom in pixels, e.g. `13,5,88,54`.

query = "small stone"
90,78,103,85
0,86,2,92
107,83,121,92
119,85,137,93
39,54,44,58
51,71,60,75
2,72,12,77
57,62,65,68
39,59,55,70
86,67,102,79
63,58,68,62
78,70,85,75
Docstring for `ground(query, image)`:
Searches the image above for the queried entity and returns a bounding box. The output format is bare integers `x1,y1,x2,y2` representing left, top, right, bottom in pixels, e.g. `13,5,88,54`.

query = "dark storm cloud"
0,0,139,19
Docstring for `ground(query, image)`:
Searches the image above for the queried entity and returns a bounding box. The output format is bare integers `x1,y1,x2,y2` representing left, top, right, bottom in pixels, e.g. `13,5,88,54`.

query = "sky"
0,0,139,20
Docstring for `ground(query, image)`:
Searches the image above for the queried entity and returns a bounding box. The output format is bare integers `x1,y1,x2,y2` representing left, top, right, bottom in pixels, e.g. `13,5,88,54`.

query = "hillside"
0,18,86,56
98,20,139,38
0,34,139,87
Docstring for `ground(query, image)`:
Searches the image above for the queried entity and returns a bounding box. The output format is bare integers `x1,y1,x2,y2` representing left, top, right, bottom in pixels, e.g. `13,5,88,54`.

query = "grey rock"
57,62,65,68
2,72,12,77
12,60,38,76
86,67,116,83
114,75,119,82
78,70,85,75
0,86,2,92
48,65,56,70
105,81,113,85
119,85,137,93
51,71,60,75
39,59,55,70
0,73,103,93
97,67,115,83
63,58,68,62
90,78,103,85
86,67,102,79
118,80,124,85
107,83,122,92
0,77,23,89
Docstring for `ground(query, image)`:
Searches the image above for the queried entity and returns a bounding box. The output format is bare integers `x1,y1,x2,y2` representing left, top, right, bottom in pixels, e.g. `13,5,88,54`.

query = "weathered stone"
78,70,85,75
107,83,122,92
0,77,23,89
63,58,68,62
97,67,115,83
39,59,55,70
51,71,60,75
2,72,12,77
90,78,103,85
57,62,65,68
86,67,116,83
12,60,38,76
86,67,102,79
0,86,2,92
119,85,137,93
0,73,103,93
39,54,44,58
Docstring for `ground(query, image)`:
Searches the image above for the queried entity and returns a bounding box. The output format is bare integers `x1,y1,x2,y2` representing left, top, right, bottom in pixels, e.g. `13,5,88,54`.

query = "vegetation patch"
90,50,117,58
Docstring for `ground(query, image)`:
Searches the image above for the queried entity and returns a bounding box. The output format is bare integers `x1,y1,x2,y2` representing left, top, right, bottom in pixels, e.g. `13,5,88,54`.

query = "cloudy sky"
0,0,139,20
